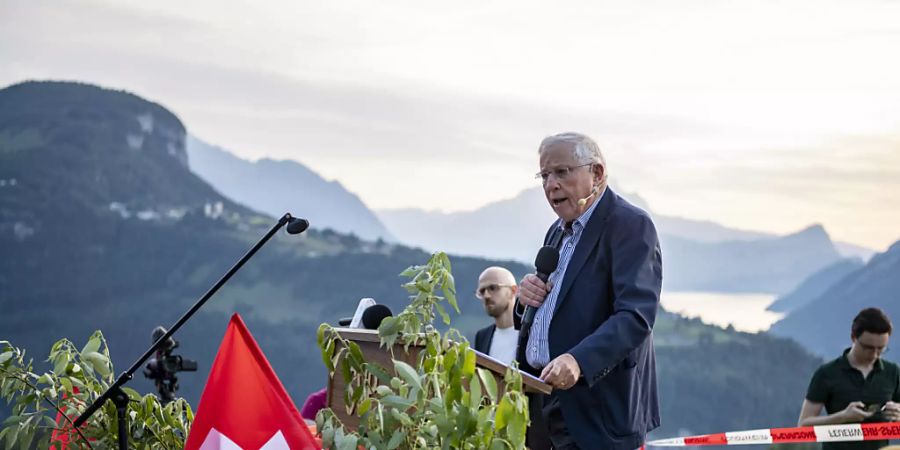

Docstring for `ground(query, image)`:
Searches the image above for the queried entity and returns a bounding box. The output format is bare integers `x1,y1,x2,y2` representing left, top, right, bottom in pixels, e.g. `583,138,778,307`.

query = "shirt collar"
840,347,885,372
562,187,605,234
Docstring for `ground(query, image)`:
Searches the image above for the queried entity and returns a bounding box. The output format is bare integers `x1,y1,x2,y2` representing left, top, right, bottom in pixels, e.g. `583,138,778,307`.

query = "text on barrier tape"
647,422,900,446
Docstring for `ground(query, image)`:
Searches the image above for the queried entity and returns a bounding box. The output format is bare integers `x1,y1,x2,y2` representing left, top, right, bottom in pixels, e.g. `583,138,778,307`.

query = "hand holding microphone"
520,246,560,330
519,275,551,309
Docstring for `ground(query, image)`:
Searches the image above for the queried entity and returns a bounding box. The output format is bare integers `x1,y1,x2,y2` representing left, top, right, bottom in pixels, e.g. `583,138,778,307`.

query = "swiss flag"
50,387,84,449
185,314,320,450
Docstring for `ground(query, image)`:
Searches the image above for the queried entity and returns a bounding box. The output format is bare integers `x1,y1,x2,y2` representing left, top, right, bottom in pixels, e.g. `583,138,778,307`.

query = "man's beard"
487,300,510,318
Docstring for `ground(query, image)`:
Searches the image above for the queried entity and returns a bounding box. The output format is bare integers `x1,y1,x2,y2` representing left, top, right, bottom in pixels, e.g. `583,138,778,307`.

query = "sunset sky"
2,0,899,250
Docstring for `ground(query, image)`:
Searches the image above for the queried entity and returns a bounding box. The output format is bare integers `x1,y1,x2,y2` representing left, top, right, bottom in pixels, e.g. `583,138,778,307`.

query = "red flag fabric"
50,387,80,449
184,314,320,450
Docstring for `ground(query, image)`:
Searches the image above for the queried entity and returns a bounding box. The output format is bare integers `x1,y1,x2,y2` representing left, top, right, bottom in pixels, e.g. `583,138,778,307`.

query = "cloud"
629,134,900,249
3,0,900,248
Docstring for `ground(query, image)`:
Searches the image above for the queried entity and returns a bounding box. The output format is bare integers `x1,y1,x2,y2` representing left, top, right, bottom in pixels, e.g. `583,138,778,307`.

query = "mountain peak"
0,81,249,233
1,80,189,169
783,224,831,243
888,239,900,254
797,223,827,234
186,136,394,241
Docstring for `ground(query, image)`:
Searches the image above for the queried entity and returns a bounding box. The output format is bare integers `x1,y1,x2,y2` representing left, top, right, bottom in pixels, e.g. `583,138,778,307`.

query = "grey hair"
538,132,608,184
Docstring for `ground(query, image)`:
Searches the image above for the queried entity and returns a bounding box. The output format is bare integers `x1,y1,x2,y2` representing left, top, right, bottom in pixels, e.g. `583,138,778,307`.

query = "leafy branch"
316,252,530,450
0,365,94,449
0,331,193,449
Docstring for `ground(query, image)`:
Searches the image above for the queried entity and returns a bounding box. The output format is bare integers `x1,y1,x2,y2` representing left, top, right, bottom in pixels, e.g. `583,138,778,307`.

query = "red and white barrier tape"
648,422,900,446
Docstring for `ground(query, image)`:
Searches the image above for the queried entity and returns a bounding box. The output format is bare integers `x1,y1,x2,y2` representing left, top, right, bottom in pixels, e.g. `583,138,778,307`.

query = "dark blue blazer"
473,324,496,355
516,188,662,450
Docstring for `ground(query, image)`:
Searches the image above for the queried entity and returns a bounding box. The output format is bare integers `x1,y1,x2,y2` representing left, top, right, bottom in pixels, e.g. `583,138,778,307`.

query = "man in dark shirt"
798,307,900,449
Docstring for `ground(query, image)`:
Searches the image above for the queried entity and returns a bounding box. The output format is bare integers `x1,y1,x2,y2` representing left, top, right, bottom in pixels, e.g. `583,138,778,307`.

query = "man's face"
476,273,516,318
852,331,890,365
539,143,601,223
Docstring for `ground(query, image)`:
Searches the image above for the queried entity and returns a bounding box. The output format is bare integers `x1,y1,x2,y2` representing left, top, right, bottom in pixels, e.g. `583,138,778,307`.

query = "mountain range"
770,240,900,357
660,224,843,293
0,80,527,406
378,187,862,294
186,136,393,242
767,258,865,313
184,133,876,295
0,80,827,437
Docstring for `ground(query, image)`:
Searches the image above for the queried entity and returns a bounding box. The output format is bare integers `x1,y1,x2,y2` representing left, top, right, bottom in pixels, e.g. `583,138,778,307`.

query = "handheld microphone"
361,304,393,329
521,246,560,331
577,186,599,207
286,217,310,235
337,303,394,328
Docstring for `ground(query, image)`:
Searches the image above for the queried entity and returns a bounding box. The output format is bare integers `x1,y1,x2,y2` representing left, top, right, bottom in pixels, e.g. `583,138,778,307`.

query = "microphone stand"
74,213,306,450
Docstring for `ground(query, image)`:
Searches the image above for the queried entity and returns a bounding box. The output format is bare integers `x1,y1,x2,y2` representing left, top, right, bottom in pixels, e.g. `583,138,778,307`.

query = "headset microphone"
577,186,599,207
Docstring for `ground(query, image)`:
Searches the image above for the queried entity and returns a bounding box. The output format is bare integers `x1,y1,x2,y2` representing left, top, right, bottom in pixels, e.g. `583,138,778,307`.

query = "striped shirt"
526,190,604,368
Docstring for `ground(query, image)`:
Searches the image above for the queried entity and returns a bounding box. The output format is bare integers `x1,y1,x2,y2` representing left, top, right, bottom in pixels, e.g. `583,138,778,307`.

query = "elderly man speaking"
516,132,663,450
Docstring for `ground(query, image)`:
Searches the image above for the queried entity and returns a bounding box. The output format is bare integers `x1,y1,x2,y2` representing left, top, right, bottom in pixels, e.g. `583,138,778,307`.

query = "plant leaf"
348,341,365,367
442,284,459,314
393,360,422,391
81,335,101,356
51,354,69,376
387,429,407,450
2,415,23,427
399,266,418,278
477,368,498,404
337,432,358,450
358,398,372,416
4,425,17,449
321,338,335,372
380,395,414,410
470,371,482,408
495,396,513,430
462,348,477,376
83,351,111,377
507,407,526,449
366,363,393,385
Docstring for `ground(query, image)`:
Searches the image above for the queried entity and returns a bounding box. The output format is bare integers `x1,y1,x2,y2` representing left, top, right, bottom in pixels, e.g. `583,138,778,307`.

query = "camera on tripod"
143,326,197,403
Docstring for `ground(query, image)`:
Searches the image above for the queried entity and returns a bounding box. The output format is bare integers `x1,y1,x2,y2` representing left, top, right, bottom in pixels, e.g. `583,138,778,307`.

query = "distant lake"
660,291,784,333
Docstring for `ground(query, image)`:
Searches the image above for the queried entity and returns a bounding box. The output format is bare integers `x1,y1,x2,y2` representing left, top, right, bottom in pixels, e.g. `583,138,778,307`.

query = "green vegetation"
317,252,529,450
0,332,192,449
0,128,45,153
654,313,823,438
0,81,828,442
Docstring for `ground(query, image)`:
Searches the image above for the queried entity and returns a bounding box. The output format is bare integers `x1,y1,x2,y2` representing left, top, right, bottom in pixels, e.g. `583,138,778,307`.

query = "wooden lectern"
326,327,551,430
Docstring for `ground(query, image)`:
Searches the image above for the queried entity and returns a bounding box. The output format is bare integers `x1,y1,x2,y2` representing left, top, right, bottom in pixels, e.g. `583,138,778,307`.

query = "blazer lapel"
485,324,495,352
552,188,617,316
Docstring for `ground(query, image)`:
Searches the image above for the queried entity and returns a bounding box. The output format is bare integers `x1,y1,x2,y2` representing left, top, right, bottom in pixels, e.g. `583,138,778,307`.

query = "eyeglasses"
535,163,593,184
475,283,512,299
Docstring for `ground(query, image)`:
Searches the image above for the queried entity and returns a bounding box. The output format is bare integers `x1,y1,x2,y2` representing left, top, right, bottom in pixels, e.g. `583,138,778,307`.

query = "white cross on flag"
184,314,320,450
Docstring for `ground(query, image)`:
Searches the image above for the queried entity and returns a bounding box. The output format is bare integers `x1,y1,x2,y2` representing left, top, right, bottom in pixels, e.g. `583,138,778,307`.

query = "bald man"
473,266,553,450
473,266,519,365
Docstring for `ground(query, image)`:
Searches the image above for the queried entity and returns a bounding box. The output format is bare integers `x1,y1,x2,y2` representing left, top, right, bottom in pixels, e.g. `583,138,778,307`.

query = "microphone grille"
535,246,560,274
362,304,393,330
286,218,310,235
